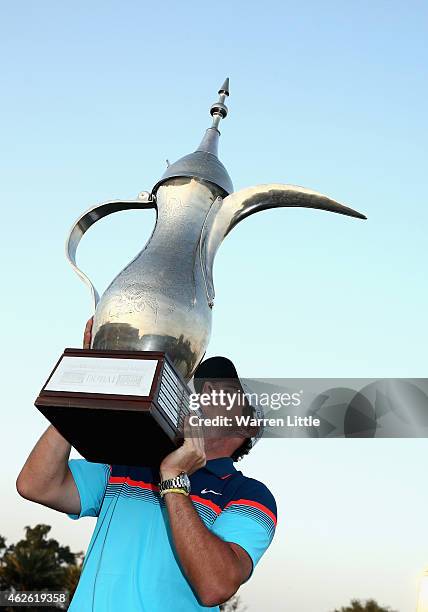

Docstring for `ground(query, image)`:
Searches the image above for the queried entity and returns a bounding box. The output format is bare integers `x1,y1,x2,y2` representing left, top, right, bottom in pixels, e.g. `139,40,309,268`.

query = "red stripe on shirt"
109,476,159,492
191,495,222,514
225,498,277,526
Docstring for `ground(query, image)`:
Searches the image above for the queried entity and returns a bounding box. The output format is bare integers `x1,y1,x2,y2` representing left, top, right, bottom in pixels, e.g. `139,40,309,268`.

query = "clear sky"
1,1,428,611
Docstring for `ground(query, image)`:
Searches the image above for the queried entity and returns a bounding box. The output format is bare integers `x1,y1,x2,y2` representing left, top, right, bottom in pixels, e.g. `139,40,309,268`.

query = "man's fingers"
193,427,205,458
183,415,205,450
182,416,205,464
83,317,94,349
194,422,205,453
183,415,192,438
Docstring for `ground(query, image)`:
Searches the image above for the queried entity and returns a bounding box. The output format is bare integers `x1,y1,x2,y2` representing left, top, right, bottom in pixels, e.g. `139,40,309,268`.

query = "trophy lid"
152,78,234,195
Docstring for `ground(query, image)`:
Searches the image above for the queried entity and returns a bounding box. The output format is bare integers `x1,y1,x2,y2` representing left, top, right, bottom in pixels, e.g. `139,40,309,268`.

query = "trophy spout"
200,183,367,304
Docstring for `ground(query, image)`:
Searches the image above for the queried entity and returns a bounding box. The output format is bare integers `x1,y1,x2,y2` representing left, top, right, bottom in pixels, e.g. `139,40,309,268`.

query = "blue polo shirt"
67,457,277,611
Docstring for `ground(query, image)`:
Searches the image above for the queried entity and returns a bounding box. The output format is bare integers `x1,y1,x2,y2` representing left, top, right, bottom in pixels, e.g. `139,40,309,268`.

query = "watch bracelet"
159,487,189,498
159,471,189,493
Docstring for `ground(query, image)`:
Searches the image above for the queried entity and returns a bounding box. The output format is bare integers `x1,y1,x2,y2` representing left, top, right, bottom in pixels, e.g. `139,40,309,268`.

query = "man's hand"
83,316,93,349
160,419,206,480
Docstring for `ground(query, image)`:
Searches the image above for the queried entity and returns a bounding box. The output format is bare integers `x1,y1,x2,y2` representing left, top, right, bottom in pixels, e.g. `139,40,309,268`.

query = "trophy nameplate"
35,349,191,467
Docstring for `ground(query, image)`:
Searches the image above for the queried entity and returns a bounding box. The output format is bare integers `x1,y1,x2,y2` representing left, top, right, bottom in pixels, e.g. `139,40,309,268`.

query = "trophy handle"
65,195,157,310
201,184,366,305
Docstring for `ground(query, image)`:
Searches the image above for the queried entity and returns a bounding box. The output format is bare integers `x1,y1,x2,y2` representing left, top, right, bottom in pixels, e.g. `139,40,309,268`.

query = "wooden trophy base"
35,348,190,467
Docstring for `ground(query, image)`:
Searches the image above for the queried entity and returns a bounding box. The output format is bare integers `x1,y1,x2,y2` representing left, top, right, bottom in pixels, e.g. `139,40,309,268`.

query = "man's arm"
16,317,94,515
160,436,252,607
164,485,252,607
16,425,81,515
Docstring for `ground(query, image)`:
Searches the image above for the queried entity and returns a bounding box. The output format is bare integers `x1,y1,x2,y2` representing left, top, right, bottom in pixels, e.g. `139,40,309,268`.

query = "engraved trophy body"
35,79,366,466
91,177,221,381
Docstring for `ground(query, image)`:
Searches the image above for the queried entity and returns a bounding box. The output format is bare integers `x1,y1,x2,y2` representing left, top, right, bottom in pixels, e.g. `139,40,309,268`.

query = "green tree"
0,535,7,588
0,525,82,610
332,599,398,612
62,558,83,599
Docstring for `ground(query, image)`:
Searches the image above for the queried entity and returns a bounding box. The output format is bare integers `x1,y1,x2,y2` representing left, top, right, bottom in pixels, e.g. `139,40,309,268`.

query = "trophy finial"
208,77,229,131
219,77,230,95
196,78,230,157
153,80,234,195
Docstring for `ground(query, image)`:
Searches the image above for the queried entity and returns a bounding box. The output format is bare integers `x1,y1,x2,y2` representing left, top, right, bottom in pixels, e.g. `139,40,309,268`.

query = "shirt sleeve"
211,478,277,573
67,459,110,520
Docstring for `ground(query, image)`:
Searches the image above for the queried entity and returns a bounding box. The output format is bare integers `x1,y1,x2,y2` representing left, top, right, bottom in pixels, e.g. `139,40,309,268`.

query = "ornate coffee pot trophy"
35,79,366,466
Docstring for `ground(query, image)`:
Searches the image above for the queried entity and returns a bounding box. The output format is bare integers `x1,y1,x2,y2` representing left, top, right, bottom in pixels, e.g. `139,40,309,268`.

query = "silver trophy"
35,79,366,466
66,78,365,380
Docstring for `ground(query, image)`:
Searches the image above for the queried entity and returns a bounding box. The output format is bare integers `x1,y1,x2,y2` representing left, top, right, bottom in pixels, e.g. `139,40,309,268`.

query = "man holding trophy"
17,80,365,609
17,318,277,610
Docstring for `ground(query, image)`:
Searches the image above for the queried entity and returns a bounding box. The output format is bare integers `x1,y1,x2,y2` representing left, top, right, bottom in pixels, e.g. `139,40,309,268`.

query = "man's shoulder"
231,472,277,517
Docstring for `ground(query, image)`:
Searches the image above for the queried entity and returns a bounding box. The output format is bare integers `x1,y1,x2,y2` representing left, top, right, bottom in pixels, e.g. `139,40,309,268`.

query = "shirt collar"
204,457,237,478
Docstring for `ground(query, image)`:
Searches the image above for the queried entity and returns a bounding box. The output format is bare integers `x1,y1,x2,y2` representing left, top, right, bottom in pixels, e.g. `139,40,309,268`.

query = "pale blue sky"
1,1,427,611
